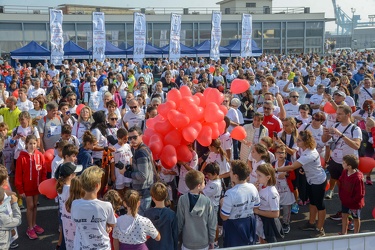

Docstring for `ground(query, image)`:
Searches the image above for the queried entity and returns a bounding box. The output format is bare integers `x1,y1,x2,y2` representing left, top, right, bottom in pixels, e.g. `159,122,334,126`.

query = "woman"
116,73,128,109
72,106,93,143
352,99,375,130
107,112,119,146
106,99,122,122
340,75,354,96
47,88,62,105
239,90,255,124
127,69,136,93
136,94,147,114
277,130,327,238
29,96,47,125
108,83,123,108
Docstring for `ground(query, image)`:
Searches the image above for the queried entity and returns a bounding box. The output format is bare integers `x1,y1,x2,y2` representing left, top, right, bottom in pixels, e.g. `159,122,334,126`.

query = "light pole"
351,8,356,50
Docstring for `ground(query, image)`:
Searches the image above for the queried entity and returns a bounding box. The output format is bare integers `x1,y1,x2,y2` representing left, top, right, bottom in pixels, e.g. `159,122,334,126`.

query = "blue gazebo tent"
161,43,197,57
224,40,263,57
126,43,163,58
193,40,230,57
63,41,90,59
10,41,50,60
118,42,132,50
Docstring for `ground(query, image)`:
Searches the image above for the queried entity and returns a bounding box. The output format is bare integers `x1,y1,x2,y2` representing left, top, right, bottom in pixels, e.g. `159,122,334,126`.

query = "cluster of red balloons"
143,86,228,169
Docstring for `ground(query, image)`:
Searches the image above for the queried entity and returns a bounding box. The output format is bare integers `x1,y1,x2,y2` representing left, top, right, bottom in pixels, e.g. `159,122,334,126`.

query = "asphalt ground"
13,173,375,250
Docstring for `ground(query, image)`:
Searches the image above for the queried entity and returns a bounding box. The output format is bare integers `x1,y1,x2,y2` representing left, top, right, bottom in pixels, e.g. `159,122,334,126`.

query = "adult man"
61,78,78,99
310,84,325,114
256,92,286,120
353,67,365,83
354,77,373,108
122,99,145,130
321,90,348,128
37,102,64,153
47,63,59,79
28,78,46,100
85,81,101,112
261,100,283,137
283,76,309,104
119,126,155,215
0,97,21,135
16,87,34,111
276,71,293,99
283,91,301,118
322,105,362,202
66,93,78,116
161,71,178,92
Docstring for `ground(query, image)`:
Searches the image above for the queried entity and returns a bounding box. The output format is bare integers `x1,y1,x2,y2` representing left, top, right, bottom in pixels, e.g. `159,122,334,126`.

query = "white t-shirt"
297,148,326,185
28,88,45,99
206,152,230,175
178,151,198,195
309,93,324,114
274,161,295,206
203,179,222,207
28,109,47,119
87,91,102,112
284,103,300,117
0,90,9,105
58,185,70,213
221,182,260,220
112,143,133,189
13,126,40,159
113,214,159,245
298,123,326,156
219,132,232,153
16,99,34,111
122,110,145,129
72,122,89,143
258,185,279,211
276,79,291,97
71,199,116,250
227,107,240,133
290,86,307,104
91,128,108,159
358,87,374,108
247,157,265,184
51,155,64,179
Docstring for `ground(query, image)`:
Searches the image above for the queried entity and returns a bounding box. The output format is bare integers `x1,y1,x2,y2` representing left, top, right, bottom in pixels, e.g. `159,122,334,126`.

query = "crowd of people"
0,50,373,249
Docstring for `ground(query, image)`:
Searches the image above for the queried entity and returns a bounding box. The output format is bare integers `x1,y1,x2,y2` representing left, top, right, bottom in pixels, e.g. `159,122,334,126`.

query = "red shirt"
262,114,282,137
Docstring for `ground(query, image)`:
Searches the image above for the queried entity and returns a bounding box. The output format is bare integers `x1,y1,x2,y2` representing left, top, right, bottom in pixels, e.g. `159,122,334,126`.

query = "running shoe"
366,176,373,185
291,203,299,214
325,190,333,199
10,242,18,249
26,228,38,240
282,223,290,234
33,224,44,234
300,222,316,231
330,211,342,221
310,228,325,238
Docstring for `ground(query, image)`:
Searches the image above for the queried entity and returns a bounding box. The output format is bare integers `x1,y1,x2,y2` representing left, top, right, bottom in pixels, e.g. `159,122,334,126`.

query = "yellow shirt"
0,107,21,135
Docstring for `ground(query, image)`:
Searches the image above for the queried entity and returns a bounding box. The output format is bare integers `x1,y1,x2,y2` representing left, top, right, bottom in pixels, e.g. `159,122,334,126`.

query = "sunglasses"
90,85,96,87
110,118,118,121
129,106,137,109
69,99,76,101
128,135,138,141
312,117,321,122
263,107,272,110
290,96,299,98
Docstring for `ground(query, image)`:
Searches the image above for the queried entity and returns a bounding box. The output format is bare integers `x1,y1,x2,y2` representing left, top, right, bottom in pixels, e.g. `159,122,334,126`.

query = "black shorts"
341,205,361,219
328,159,343,180
306,180,326,211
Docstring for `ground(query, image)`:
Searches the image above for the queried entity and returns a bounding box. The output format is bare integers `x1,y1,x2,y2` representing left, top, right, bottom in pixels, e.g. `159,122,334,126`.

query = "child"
71,166,116,249
0,123,14,175
338,155,365,235
177,143,198,195
157,161,178,208
0,187,21,250
254,163,283,244
56,125,80,149
202,163,222,247
220,160,260,248
177,170,216,250
77,131,96,173
103,190,123,250
201,139,230,186
110,128,132,197
113,189,161,249
55,162,83,250
15,134,46,240
260,136,276,163
52,140,69,178
107,113,119,146
63,177,84,250
247,143,270,184
219,116,233,160
272,145,295,234
145,182,178,250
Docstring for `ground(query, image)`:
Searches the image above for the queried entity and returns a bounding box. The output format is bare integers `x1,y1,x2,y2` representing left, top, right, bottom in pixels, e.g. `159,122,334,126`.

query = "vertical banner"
210,11,222,61
86,31,92,49
133,12,146,64
241,14,253,58
111,31,119,46
50,9,64,65
92,12,106,62
169,13,181,62
160,30,168,47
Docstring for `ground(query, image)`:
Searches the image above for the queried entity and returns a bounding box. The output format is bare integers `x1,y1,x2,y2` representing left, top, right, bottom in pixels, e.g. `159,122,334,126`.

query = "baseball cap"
54,162,83,179
334,90,346,98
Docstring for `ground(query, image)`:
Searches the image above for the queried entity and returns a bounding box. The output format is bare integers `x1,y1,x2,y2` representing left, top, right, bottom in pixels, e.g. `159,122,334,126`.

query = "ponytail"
56,176,67,194
218,146,228,162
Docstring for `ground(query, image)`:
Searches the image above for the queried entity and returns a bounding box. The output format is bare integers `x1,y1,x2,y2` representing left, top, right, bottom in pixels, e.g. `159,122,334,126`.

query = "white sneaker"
325,190,333,199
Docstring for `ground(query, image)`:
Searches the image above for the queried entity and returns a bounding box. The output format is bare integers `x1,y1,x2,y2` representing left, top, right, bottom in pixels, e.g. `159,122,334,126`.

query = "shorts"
328,159,343,180
341,205,361,219
306,180,326,211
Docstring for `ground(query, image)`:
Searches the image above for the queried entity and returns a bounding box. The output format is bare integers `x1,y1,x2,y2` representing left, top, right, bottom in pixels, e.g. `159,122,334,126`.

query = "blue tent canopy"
64,41,90,59
89,41,126,57
126,43,163,58
193,40,230,57
224,40,263,56
10,41,50,60
161,43,197,56
118,42,132,50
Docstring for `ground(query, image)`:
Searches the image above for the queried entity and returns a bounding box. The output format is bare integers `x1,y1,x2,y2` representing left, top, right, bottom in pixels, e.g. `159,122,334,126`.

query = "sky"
1,0,374,32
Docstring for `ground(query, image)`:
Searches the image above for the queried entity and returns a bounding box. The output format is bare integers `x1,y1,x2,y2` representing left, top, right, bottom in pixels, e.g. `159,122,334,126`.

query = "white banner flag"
241,14,252,58
133,13,146,64
92,12,106,62
210,11,222,61
111,31,119,46
169,13,181,62
50,9,64,65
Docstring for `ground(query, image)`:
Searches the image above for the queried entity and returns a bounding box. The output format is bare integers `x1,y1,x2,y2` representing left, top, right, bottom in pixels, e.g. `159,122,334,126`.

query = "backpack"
358,129,374,157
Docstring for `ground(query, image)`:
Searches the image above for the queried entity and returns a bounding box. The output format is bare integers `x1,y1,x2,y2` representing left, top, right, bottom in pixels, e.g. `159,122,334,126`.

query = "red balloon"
204,102,224,123
205,88,224,105
180,85,192,97
44,149,54,173
38,178,58,199
218,86,224,92
176,145,193,162
143,135,150,146
164,130,182,147
154,119,174,135
168,110,190,129
12,89,19,98
324,102,336,114
218,120,226,135
182,126,199,142
149,134,164,159
358,157,375,173
191,95,200,106
209,66,215,73
166,89,182,106
197,126,212,147
76,104,85,116
190,121,203,134
192,79,199,84
230,79,250,94
195,92,206,108
160,145,178,169
157,100,176,118
325,182,330,191
179,97,196,113
372,207,375,219
144,128,156,138
185,104,203,122
146,117,157,129
206,122,220,139
230,126,247,140
219,105,228,116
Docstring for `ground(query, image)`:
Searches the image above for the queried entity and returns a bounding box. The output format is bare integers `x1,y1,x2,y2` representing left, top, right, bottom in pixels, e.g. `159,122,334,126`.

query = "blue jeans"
138,189,151,216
